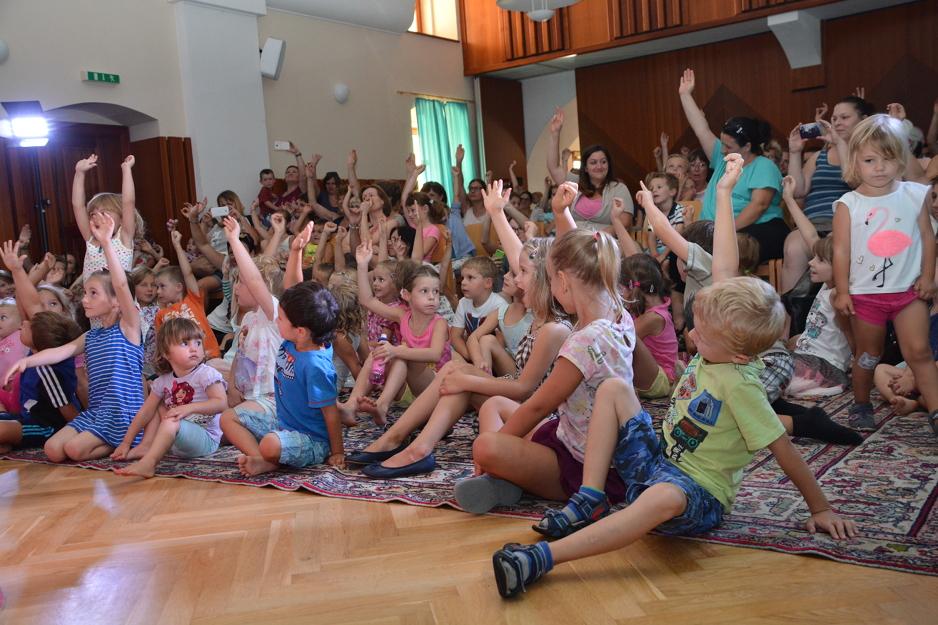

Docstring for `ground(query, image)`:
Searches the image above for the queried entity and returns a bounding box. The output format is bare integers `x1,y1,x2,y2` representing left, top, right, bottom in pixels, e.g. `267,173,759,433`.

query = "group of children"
0,100,935,600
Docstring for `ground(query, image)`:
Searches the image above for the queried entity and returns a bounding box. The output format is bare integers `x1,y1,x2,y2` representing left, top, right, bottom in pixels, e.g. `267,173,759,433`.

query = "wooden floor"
1,461,936,625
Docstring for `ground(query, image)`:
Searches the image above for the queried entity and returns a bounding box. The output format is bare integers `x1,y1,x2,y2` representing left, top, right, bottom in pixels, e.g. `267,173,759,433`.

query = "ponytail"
550,229,623,316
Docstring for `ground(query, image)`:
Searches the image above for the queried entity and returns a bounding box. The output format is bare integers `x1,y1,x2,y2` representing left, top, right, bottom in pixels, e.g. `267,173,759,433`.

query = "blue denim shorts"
170,420,220,458
233,404,330,468
612,410,724,536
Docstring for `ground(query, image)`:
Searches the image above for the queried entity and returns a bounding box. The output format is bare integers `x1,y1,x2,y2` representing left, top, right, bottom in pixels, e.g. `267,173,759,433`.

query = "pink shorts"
851,288,919,326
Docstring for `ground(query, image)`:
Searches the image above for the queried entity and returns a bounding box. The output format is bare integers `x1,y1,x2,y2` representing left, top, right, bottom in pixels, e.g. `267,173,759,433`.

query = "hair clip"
0,297,15,306
593,231,601,241
627,280,641,290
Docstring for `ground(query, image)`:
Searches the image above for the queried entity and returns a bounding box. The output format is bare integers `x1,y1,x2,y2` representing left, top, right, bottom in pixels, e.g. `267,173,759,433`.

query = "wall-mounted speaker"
260,37,285,80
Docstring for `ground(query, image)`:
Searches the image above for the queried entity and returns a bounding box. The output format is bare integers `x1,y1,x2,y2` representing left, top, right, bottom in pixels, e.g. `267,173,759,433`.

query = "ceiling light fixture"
496,0,581,23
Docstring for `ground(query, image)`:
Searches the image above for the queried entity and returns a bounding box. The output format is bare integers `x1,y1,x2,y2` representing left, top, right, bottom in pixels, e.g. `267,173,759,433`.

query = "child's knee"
902,342,933,366
44,439,66,463
641,482,687,518
472,432,500,465
220,409,239,428
258,434,281,463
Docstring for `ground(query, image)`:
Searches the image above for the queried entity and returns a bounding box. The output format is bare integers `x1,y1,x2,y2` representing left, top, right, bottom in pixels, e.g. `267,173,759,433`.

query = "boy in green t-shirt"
490,154,856,599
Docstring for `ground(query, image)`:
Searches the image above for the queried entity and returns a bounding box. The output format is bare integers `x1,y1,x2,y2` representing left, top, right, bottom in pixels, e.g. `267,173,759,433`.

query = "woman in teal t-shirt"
678,69,789,262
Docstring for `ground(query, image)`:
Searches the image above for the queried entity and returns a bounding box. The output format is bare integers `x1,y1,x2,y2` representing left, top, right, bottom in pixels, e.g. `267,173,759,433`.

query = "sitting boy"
492,277,857,598
450,256,509,362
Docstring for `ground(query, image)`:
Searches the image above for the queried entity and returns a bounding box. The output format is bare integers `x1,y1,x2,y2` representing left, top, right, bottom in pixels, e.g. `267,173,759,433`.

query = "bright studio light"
11,115,49,146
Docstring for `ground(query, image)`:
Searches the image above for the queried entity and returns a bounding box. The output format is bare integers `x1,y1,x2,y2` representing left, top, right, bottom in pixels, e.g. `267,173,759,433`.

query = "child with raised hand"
467,268,532,377
338,241,450,427
4,212,145,462
490,277,857,599
345,180,570,479
156,227,222,359
455,227,635,514
72,154,138,283
0,312,83,453
833,114,938,434
219,219,343,476
111,317,227,478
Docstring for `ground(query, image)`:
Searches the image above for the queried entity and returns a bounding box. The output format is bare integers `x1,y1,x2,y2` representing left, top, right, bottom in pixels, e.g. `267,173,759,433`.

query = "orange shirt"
154,292,221,359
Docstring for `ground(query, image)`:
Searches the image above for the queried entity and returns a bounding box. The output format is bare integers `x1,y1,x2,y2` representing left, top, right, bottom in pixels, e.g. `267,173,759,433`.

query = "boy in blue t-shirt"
218,216,343,477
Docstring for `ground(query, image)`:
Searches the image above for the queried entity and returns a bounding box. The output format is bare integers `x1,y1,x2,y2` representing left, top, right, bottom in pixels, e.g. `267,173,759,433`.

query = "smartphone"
799,123,822,140
209,205,229,220
273,140,291,151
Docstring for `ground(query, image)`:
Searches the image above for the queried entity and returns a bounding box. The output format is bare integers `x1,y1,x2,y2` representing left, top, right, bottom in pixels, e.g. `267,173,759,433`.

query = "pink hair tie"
627,280,641,289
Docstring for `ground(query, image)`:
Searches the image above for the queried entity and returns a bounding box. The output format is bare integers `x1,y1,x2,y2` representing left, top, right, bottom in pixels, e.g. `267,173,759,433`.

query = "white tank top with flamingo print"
836,181,928,295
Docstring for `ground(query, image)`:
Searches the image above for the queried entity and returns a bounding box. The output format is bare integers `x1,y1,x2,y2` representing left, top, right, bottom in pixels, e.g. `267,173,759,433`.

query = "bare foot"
125,444,150,461
357,396,388,426
237,454,278,476
890,396,921,416
337,401,358,427
114,459,156,478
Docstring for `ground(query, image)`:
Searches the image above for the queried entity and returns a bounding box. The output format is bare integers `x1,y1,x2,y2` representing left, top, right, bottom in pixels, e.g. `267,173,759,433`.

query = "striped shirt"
803,149,851,223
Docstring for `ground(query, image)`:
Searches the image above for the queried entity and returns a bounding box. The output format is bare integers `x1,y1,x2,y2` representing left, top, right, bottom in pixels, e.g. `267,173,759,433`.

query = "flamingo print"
864,206,912,287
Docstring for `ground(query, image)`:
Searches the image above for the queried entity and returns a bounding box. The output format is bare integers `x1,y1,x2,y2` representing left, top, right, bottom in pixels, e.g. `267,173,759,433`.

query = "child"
111,317,227,478
329,274,367,392
0,299,26,414
257,168,280,226
72,154,137,283
643,172,685,262
622,254,678,399
155,229,221,359
220,219,344,476
832,114,938,433
492,277,857,598
131,267,161,378
341,243,451,426
0,271,14,300
4,213,145,461
0,312,83,452
468,268,532,377
455,228,634,514
450,257,509,361
404,192,441,261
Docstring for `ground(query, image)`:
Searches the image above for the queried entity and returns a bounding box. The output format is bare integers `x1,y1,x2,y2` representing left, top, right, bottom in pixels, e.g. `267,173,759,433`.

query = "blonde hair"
229,255,285,298
843,114,910,187
523,237,565,322
549,229,622,314
693,277,785,356
87,192,142,238
330,277,364,337
736,233,761,275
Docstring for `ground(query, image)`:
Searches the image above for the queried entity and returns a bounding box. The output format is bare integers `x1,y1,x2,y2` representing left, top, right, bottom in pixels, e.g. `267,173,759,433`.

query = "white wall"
521,70,579,194
258,9,474,179
0,0,186,136
173,0,270,204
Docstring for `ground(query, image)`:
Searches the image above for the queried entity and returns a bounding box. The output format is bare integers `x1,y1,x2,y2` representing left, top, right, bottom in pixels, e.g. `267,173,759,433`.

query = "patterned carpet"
3,393,936,576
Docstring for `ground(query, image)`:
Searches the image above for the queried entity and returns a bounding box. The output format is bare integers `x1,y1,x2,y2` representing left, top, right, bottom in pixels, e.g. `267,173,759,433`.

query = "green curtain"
415,98,477,205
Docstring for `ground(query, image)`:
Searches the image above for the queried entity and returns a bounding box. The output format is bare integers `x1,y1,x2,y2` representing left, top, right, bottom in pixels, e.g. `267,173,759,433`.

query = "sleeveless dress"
639,298,678,382
399,311,451,371
498,307,534,357
803,149,851,227
68,323,145,447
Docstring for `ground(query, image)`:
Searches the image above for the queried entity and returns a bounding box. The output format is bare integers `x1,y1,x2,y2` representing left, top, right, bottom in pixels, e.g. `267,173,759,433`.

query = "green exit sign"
82,71,120,84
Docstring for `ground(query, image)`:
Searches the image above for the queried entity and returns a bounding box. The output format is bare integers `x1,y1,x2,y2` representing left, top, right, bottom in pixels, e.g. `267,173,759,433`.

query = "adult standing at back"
546,109,634,232
678,69,788,262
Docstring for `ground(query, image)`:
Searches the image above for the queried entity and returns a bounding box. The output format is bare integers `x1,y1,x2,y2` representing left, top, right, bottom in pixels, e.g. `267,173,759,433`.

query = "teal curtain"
415,98,477,205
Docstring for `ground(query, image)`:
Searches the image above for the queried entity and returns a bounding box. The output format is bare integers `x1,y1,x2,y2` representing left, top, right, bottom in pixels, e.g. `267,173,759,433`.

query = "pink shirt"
638,298,678,382
573,194,603,220
399,310,451,372
0,330,27,413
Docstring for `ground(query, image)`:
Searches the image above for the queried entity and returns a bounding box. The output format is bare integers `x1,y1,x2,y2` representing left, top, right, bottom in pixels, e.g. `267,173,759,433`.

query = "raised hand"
717,153,744,190
347,149,358,167
455,144,465,164
75,154,98,173
305,161,317,178
788,124,805,153
782,175,797,200
523,221,537,241
122,155,135,169
405,153,416,174
886,102,906,121
660,131,669,148
509,160,517,171
355,239,374,266
678,68,695,95
611,196,627,221
653,146,663,159
292,222,314,251
548,108,564,134
270,212,286,234
170,229,183,247
17,224,31,246
154,257,170,270
47,264,66,285
415,162,426,176
814,102,828,122
89,212,116,246
635,181,655,210
222,216,241,241
288,141,299,155
0,240,26,272
322,221,338,237
551,182,578,213
180,203,197,222
853,86,865,99
481,180,509,216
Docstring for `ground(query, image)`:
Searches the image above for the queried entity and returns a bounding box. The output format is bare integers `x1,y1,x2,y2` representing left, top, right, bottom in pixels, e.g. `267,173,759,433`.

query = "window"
409,0,459,41
410,106,426,188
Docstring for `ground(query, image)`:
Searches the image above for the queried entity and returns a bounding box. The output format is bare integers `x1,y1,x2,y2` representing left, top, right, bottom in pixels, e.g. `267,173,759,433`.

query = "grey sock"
454,475,523,514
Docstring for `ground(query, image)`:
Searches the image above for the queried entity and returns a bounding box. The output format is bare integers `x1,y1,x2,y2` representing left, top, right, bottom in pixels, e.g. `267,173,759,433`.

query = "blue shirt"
19,357,79,429
275,341,337,443
701,139,783,225
449,201,476,259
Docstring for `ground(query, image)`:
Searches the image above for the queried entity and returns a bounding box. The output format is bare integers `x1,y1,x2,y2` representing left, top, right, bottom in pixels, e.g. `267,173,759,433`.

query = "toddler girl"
111,317,227,478
622,254,678,398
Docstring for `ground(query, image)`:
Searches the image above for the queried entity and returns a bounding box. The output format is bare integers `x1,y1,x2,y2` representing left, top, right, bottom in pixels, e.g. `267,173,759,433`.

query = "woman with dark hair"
780,95,874,295
679,68,788,262
546,109,634,231
687,148,710,200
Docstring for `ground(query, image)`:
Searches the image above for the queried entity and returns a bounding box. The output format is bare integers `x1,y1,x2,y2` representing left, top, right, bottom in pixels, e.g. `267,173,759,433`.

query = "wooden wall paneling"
458,0,508,74
503,7,569,60
574,1,938,196
478,76,527,190
612,0,683,38
739,0,797,13
130,137,173,255
0,139,16,247
567,0,614,49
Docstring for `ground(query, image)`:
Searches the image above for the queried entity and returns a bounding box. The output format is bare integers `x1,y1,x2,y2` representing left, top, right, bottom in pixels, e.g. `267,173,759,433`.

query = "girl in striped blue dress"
3,213,144,462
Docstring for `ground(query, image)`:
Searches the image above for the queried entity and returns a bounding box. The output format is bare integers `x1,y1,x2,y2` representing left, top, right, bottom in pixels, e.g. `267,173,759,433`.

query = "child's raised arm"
347,149,361,199
169,229,201,296
285,221,314,289
263,213,288,259
401,154,424,209
1,240,42,318
71,155,97,242
712,153,743,282
313,222,337,278
93,212,140,343
611,197,642,257
636,183,689,261
481,180,523,274
546,108,567,185
120,155,137,246
550,182,578,238
223,216,276,321
355,239,404,323
781,175,820,250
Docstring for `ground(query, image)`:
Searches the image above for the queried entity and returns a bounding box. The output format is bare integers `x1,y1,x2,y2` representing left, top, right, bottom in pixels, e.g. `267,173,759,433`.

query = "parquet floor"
1,461,936,625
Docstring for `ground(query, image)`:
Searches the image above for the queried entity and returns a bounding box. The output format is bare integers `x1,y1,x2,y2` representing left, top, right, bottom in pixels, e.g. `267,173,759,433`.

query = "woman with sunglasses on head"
678,68,789,262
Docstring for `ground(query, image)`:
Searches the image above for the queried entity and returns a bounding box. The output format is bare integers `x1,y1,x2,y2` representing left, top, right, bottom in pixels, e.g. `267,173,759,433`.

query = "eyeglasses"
468,185,483,191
